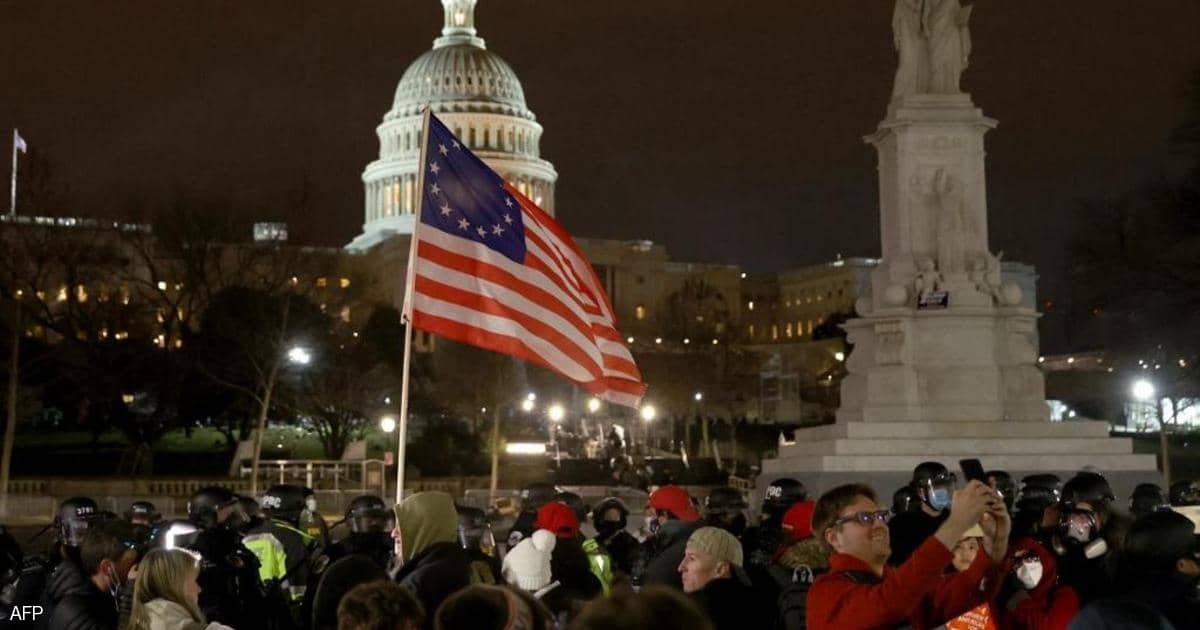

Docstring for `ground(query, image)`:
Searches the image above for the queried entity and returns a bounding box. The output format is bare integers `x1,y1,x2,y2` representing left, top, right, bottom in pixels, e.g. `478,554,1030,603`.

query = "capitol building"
346,0,557,251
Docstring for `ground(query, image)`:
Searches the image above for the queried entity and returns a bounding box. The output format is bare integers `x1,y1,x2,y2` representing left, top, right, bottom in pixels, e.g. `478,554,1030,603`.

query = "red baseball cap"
535,501,580,538
781,500,815,541
648,485,700,522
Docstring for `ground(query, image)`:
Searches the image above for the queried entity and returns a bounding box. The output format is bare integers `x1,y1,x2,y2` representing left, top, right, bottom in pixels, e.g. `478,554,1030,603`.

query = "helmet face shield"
459,523,496,556
350,511,394,534
62,518,92,548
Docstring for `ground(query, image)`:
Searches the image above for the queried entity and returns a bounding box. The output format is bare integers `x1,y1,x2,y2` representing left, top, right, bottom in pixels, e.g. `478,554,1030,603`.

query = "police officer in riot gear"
889,461,955,565
590,497,641,578
124,501,161,527
986,470,1017,513
1052,472,1122,605
305,495,395,630
743,478,807,568
703,487,750,537
1130,483,1170,518
186,485,272,629
245,483,320,620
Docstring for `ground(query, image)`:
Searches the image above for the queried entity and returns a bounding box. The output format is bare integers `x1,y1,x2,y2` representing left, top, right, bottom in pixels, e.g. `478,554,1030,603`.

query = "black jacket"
641,519,703,589
691,577,772,630
887,508,948,566
39,559,94,630
596,529,641,577
46,581,117,630
394,542,472,630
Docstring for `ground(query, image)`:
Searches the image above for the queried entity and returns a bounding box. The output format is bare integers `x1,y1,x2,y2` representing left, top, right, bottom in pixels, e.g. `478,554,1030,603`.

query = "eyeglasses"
833,510,890,528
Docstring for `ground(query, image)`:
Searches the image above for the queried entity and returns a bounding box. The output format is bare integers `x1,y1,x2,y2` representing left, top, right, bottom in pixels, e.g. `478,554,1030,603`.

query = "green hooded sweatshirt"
393,491,459,564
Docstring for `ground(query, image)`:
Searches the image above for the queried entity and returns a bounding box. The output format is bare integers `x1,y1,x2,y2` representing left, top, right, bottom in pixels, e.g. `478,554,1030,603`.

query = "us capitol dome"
347,0,558,251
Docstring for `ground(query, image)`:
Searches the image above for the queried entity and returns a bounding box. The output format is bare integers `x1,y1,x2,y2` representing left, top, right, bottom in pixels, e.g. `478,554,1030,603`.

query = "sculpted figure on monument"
930,168,971,274
914,258,944,297
891,0,974,98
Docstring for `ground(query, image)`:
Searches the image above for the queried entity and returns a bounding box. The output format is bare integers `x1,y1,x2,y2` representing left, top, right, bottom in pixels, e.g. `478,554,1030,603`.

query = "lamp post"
1132,379,1168,485
640,404,657,451
379,415,398,434
548,403,565,465
249,339,310,496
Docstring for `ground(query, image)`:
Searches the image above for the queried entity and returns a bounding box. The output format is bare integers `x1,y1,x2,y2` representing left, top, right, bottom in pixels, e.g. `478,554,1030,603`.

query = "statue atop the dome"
891,0,974,99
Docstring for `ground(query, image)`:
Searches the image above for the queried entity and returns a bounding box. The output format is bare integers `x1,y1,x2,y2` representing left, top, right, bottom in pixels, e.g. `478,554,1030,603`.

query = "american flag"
405,113,646,408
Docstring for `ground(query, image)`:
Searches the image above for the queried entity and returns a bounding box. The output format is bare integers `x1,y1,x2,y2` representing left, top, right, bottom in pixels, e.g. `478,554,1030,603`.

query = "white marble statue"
891,0,974,98
931,168,970,274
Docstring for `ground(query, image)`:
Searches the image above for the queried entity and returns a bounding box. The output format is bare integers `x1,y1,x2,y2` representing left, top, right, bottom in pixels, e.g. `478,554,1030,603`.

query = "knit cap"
502,529,556,591
685,526,744,568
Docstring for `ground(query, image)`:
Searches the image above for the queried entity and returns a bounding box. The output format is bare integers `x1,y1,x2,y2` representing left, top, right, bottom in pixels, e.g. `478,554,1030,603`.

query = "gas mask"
1015,559,1043,590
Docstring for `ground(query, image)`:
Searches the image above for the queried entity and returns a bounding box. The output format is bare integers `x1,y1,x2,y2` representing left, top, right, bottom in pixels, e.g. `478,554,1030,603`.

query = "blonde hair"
128,548,205,630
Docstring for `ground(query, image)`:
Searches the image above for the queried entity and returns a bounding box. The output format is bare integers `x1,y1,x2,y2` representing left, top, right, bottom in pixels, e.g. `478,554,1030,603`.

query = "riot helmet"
56,497,99,547
519,482,557,513
911,462,956,512
1168,480,1200,507
762,478,808,523
455,505,496,556
1061,472,1115,509
125,501,161,525
554,492,589,525
345,495,392,534
260,484,306,525
704,487,750,536
187,486,238,529
149,519,200,551
1130,483,1169,517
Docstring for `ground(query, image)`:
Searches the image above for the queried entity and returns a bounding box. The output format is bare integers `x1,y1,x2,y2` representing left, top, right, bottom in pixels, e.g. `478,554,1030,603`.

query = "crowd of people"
0,466,1198,629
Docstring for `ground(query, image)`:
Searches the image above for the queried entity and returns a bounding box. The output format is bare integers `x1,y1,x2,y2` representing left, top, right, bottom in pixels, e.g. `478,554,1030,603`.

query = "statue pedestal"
758,94,1159,500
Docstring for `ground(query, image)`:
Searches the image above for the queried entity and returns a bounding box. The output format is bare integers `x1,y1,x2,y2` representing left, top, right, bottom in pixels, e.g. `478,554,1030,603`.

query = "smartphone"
959,458,987,484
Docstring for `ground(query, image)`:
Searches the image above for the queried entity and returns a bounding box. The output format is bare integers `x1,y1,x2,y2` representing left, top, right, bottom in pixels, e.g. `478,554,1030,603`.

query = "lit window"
748,324,755,337
635,305,646,320
316,277,328,288
786,323,793,338
340,306,351,323
454,8,466,26
174,338,183,349
157,281,168,291
290,277,300,287
748,301,755,311
56,286,68,302
339,278,351,289
771,325,778,341
75,285,88,303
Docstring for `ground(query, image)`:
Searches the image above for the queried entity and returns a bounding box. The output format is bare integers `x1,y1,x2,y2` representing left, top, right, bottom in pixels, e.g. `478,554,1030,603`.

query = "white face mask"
1015,560,1043,590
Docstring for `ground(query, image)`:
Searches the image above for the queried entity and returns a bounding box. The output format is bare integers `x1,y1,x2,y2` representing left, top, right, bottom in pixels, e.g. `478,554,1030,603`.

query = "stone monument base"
761,420,1161,501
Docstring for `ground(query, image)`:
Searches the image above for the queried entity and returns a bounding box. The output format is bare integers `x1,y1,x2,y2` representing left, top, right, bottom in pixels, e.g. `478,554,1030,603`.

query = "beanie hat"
648,485,700,522
686,526,743,568
959,524,985,541
502,529,556,591
781,501,815,542
534,502,579,539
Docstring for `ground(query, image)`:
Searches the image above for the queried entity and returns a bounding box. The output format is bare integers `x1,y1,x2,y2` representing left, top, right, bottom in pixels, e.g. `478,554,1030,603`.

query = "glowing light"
521,399,535,413
694,392,703,402
1132,380,1156,402
834,351,845,362
640,405,657,422
287,346,312,365
506,442,547,455
380,415,397,433
587,398,601,413
548,404,565,422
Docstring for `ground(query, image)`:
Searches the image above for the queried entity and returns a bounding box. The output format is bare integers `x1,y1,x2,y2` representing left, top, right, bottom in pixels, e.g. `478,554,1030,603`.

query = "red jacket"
807,536,1002,630
997,538,1080,630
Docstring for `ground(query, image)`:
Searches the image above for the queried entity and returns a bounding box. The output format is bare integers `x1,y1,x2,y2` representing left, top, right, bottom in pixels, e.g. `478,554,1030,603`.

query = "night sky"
3,1,1200,342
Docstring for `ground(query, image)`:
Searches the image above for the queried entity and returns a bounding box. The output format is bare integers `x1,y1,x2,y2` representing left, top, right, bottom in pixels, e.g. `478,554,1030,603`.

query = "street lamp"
1132,379,1155,402
520,399,535,413
526,392,537,401
379,415,397,433
834,351,845,362
587,397,601,413
287,346,312,365
693,392,703,402
640,404,657,422
548,404,565,423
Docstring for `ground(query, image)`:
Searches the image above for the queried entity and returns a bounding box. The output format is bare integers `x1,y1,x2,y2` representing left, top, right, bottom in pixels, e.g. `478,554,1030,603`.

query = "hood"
393,491,459,563
777,536,830,571
142,599,201,630
1010,537,1059,598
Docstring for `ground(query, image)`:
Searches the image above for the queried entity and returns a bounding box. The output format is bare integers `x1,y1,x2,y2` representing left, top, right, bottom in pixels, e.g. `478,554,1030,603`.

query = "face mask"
929,488,952,511
597,521,623,538
645,516,661,536
1015,560,1043,590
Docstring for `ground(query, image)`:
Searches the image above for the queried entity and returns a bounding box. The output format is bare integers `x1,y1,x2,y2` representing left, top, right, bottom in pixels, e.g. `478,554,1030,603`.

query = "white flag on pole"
14,131,26,154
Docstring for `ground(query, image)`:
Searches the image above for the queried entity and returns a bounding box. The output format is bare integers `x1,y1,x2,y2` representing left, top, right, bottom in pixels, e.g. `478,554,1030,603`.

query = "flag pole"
394,107,433,505
9,129,18,216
